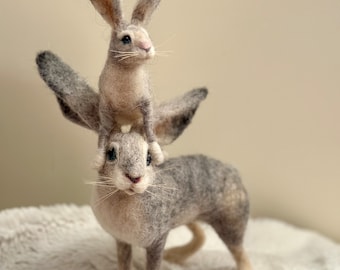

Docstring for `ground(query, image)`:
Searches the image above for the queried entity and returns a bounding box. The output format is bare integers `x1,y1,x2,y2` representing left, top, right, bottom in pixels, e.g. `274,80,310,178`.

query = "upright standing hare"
90,0,164,164
36,51,252,270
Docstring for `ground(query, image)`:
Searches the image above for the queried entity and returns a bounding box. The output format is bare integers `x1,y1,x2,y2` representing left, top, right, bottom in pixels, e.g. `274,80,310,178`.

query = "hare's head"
97,130,154,194
90,0,161,65
36,51,208,194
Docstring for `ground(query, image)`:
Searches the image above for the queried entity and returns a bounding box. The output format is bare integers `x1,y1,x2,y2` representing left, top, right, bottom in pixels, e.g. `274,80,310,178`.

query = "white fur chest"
91,189,157,247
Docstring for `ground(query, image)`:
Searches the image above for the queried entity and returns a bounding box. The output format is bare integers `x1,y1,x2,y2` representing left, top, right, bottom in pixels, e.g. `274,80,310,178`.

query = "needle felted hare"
90,0,164,165
36,51,252,270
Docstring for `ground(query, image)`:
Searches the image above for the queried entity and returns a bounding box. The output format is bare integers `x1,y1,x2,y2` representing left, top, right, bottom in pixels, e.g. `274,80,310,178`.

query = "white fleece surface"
0,205,339,270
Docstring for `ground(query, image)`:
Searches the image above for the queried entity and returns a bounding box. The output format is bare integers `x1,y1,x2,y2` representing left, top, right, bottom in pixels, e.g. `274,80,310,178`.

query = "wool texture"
1,204,339,270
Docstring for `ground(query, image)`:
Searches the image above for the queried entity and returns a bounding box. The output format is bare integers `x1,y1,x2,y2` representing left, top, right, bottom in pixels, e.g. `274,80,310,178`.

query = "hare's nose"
125,174,141,184
138,41,152,52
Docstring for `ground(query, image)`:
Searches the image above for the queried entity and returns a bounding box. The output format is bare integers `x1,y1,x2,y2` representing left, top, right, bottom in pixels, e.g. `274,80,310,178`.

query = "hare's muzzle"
125,174,141,184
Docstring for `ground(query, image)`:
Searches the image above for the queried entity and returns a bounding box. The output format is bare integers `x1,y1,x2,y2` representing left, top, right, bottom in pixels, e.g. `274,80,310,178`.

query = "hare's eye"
121,35,131,45
146,151,152,166
106,148,117,162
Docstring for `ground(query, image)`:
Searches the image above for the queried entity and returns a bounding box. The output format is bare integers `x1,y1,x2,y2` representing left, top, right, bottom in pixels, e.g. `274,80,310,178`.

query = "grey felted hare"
90,0,164,165
36,51,252,270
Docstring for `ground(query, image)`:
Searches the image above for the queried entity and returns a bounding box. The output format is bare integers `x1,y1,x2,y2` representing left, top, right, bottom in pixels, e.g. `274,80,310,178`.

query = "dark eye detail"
121,35,131,45
106,148,117,161
146,151,152,166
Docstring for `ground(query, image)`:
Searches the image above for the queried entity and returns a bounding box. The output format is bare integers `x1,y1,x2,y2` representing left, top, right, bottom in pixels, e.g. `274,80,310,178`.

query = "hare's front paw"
148,142,164,165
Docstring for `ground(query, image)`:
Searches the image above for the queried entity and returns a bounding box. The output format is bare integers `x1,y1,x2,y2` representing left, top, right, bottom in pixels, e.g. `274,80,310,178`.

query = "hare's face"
109,25,155,65
98,132,155,195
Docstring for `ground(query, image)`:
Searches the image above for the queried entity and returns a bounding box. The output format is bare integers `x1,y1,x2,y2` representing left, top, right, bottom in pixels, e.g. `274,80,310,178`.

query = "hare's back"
159,155,245,198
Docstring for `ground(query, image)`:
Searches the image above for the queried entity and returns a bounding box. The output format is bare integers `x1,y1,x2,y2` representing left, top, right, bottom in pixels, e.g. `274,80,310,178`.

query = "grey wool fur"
36,50,252,270
89,0,164,165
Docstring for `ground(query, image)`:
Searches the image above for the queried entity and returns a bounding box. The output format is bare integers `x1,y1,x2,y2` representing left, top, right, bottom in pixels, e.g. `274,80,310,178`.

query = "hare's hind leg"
211,219,252,270
208,210,252,270
228,245,252,270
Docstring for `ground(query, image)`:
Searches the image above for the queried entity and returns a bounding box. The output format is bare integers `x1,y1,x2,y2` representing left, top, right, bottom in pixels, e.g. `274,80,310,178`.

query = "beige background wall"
1,1,339,242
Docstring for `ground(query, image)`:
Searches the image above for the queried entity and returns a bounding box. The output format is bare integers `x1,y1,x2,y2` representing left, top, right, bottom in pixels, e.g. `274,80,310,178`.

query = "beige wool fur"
90,0,164,165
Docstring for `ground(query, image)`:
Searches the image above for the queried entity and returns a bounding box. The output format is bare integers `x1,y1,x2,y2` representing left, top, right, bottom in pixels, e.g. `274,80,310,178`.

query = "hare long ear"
154,88,208,145
90,0,123,28
36,51,100,132
131,0,161,25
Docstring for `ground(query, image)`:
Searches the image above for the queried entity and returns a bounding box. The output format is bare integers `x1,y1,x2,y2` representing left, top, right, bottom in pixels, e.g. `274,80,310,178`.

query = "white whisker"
84,176,117,188
110,49,135,54
146,186,174,201
155,50,173,57
155,166,181,174
85,182,115,188
116,54,138,62
151,189,173,198
155,34,177,49
145,189,166,201
98,176,114,182
94,189,119,208
149,183,178,191
110,50,139,61
114,52,138,58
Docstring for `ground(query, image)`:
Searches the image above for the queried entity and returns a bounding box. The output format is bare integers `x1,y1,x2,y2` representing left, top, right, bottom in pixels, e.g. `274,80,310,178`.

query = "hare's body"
92,154,249,249
92,0,164,164
90,130,251,270
99,61,150,127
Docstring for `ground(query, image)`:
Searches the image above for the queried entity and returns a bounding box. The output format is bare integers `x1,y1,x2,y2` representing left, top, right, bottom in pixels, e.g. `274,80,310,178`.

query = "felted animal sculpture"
90,0,164,165
36,51,252,270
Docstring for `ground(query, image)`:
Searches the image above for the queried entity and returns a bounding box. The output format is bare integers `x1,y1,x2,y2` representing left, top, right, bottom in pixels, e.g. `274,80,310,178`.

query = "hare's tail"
163,222,205,265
